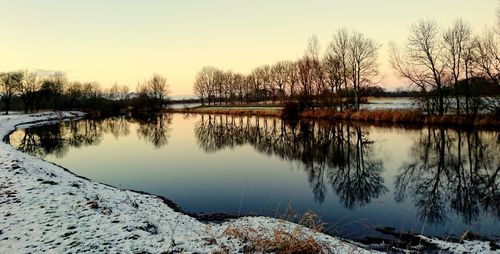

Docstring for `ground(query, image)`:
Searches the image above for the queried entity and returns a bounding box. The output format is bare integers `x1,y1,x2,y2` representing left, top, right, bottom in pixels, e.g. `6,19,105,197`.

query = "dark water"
8,114,500,242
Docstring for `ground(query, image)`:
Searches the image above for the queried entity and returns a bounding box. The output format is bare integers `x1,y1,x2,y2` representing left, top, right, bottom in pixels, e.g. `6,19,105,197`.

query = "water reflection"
10,114,171,158
8,114,499,233
395,128,500,224
195,115,387,208
136,114,172,148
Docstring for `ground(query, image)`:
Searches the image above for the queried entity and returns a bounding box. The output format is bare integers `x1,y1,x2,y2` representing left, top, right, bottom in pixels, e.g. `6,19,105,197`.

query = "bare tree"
118,85,130,101
223,71,236,105
234,73,245,104
391,20,447,114
193,75,207,106
250,67,266,104
0,71,23,115
271,62,287,104
108,83,120,100
297,56,315,107
17,70,42,113
243,75,253,103
390,42,432,113
305,35,327,106
146,73,169,110
476,28,500,86
347,31,379,110
306,35,321,60
42,72,67,109
82,81,102,100
285,61,299,101
475,27,500,113
193,66,222,106
329,28,351,110
67,81,83,109
443,19,472,114
461,36,479,114
323,54,343,108
261,65,273,104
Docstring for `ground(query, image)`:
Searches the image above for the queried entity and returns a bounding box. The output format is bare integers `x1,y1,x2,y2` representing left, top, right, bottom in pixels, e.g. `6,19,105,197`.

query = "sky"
0,0,497,96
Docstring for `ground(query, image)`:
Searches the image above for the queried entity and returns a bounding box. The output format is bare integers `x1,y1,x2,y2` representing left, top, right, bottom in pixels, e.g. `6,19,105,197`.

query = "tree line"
0,71,170,115
193,31,379,111
193,18,500,115
390,19,500,115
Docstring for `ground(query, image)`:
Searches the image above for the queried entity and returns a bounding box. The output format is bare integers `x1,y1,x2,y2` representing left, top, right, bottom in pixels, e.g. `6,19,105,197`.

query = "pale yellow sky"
0,0,497,96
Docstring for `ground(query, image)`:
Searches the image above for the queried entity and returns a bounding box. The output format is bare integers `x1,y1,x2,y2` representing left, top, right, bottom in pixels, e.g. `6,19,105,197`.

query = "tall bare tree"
347,31,379,110
271,62,287,104
391,20,447,114
193,66,222,105
42,72,67,109
329,28,351,110
476,28,500,86
285,61,299,101
443,19,472,114
298,56,315,107
323,54,343,108
461,36,479,114
0,71,23,115
146,73,169,110
17,70,42,113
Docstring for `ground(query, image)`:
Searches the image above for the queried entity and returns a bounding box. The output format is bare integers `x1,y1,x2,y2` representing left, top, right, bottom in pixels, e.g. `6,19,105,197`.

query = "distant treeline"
193,18,500,115
0,71,170,115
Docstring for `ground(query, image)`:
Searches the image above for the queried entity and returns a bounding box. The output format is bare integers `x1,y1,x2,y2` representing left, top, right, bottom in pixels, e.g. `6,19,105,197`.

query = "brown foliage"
299,109,500,128
223,212,334,254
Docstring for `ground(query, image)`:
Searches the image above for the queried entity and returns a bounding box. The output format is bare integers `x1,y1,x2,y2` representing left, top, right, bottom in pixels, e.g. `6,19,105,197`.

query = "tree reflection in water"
135,114,172,148
395,128,500,225
194,114,387,209
9,114,499,226
9,114,172,159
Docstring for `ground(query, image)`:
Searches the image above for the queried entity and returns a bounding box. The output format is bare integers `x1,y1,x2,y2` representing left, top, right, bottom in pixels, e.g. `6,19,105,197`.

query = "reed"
168,107,500,128
168,107,282,117
300,109,500,128
223,211,334,254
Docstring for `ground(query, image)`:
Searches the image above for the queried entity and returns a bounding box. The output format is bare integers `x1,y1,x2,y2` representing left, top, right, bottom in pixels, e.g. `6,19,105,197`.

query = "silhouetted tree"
443,19,473,114
391,20,447,114
17,70,42,113
0,71,23,115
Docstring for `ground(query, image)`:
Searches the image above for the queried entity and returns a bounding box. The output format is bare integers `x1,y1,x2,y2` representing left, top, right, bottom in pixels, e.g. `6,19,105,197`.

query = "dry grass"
300,109,500,128
168,107,283,117
169,107,500,128
223,211,335,254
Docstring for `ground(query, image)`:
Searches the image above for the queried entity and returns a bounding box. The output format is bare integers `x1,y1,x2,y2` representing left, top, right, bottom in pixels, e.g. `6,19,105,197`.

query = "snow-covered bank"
0,112,378,253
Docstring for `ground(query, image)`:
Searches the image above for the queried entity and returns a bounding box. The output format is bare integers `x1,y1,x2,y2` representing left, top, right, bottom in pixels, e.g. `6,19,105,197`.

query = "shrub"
282,102,301,120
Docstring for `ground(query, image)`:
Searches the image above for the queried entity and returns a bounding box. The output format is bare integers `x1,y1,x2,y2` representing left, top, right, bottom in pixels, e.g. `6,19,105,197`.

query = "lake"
7,113,500,243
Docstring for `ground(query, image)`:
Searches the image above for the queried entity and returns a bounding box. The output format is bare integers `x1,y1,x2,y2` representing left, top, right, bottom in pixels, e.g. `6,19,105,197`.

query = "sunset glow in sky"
0,0,497,96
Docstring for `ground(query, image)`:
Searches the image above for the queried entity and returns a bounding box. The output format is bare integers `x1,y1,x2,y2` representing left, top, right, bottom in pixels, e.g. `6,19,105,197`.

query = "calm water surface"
8,113,500,242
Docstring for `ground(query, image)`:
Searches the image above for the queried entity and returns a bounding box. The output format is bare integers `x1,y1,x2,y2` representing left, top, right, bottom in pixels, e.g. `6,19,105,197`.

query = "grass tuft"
224,211,335,254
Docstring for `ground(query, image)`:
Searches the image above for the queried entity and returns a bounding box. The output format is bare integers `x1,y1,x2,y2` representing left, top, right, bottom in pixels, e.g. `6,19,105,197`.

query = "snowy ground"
0,112,379,253
361,98,417,110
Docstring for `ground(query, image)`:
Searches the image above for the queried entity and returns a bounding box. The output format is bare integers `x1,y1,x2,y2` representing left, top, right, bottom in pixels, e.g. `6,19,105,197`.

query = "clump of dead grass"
224,211,335,254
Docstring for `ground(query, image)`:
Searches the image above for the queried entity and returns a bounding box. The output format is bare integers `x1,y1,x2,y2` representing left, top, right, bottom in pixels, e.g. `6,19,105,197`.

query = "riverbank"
0,112,381,253
169,107,500,129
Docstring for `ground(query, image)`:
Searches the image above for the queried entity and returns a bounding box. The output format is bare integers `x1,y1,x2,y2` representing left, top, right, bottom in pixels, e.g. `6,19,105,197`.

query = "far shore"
167,106,500,129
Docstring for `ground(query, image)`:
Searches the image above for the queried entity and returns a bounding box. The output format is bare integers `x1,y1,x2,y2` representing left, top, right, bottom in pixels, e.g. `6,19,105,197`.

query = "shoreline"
168,107,500,129
0,112,379,253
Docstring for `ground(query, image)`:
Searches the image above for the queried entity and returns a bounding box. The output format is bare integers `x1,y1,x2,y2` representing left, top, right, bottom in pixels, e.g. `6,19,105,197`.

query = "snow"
0,112,380,253
418,236,500,254
361,98,417,110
